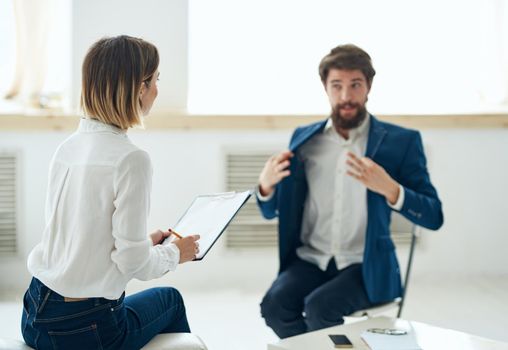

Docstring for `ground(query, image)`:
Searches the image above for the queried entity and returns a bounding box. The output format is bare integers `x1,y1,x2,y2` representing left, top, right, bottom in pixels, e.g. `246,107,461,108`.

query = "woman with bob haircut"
21,35,200,350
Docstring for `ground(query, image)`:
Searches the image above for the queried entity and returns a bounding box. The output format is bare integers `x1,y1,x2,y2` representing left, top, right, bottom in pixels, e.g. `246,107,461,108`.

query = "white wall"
415,129,508,275
1,128,508,295
71,0,188,112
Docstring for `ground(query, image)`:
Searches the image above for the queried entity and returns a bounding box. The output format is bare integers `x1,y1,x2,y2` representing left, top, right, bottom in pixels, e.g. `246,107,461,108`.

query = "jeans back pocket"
48,323,103,350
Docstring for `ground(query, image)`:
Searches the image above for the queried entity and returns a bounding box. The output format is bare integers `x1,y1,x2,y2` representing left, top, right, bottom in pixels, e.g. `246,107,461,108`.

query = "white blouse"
28,118,179,300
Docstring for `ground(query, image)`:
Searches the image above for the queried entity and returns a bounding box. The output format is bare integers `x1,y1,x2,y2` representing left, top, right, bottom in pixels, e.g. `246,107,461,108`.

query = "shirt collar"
324,113,371,141
78,118,127,135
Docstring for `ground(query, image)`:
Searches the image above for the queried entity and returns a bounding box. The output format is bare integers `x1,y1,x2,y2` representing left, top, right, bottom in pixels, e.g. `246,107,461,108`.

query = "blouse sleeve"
111,150,179,281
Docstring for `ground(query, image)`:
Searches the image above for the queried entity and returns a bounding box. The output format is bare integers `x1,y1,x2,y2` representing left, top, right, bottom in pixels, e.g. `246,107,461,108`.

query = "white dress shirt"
28,118,180,300
259,116,404,271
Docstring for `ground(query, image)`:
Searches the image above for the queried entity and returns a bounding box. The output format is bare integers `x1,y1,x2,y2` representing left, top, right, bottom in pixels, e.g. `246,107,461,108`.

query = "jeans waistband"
29,277,124,306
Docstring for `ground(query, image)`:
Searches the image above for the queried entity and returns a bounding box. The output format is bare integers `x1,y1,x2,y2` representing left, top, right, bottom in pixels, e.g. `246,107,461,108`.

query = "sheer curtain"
188,0,508,115
0,0,71,112
0,0,17,110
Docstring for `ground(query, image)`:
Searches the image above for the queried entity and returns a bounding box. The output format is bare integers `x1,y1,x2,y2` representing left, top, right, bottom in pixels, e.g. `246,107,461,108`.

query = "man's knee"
304,293,345,331
260,288,282,324
260,284,298,325
260,286,308,338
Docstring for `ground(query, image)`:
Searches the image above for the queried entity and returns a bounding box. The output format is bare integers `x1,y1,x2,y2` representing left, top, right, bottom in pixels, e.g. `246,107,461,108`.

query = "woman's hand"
150,229,171,246
173,235,201,263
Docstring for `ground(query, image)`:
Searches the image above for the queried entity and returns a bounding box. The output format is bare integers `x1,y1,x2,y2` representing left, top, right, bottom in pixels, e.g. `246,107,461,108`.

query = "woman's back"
28,118,154,300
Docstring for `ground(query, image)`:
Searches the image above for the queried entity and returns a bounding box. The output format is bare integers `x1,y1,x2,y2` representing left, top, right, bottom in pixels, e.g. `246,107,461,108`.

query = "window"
188,0,508,115
0,0,71,113
0,1,16,111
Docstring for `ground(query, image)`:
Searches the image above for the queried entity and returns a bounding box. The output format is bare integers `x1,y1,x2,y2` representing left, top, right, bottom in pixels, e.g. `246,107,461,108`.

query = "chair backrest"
389,211,419,317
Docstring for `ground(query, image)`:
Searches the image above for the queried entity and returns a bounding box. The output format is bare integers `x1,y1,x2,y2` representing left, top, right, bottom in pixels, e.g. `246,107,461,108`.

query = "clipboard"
162,190,252,260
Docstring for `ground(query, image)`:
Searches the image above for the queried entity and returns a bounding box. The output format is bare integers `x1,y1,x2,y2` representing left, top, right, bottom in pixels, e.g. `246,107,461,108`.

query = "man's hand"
258,150,294,197
346,152,400,205
173,235,201,263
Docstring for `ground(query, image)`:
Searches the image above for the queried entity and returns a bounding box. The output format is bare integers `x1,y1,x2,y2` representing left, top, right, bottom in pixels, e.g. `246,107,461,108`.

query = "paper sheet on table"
163,190,252,260
361,330,421,350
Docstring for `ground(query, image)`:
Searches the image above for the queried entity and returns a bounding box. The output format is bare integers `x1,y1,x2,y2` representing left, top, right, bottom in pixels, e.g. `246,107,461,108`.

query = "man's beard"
330,102,367,130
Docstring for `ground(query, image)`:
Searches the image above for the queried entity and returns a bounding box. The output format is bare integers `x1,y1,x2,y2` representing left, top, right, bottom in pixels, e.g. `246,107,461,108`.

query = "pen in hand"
168,228,201,263
168,228,183,239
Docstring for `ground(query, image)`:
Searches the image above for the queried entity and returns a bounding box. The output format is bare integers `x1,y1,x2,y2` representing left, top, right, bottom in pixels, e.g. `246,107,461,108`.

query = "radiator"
0,151,18,255
225,152,278,248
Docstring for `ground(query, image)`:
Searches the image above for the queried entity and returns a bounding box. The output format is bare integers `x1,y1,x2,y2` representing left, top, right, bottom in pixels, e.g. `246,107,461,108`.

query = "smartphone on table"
328,334,353,348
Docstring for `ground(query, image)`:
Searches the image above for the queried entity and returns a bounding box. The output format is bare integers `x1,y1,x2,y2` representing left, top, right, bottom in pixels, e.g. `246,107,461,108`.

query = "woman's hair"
318,44,375,87
80,35,159,129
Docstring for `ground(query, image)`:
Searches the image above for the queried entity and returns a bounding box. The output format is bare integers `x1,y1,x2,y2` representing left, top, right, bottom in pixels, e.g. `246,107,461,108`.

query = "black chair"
349,211,419,318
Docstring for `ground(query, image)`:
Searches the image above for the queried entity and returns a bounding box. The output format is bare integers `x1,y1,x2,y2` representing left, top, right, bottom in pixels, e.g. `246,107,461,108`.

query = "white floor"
1,275,507,350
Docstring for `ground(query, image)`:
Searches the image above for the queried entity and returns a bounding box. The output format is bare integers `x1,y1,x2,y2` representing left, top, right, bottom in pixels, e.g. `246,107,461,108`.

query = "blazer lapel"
289,116,387,156
365,115,387,158
289,120,327,152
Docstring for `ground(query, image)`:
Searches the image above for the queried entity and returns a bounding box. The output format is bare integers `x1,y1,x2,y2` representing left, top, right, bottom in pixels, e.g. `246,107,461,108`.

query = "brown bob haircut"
80,35,159,130
318,44,376,87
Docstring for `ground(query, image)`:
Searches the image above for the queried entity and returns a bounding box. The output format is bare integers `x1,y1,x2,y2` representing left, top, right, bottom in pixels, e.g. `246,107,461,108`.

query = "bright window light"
0,1,16,98
0,0,71,112
188,0,508,115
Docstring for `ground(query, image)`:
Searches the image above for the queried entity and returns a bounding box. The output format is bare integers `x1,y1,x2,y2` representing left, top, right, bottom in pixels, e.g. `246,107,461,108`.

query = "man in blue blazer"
257,44,443,338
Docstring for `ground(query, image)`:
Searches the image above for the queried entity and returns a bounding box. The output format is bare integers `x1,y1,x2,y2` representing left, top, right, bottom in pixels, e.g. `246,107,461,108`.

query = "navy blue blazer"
257,115,443,304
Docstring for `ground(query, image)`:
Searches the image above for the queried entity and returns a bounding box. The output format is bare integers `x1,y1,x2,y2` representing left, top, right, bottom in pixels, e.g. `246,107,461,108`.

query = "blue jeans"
21,278,190,350
260,257,374,338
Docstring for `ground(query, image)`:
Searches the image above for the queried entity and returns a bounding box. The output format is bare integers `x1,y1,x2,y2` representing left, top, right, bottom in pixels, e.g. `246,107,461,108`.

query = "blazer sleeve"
256,127,304,220
257,186,279,220
397,131,444,230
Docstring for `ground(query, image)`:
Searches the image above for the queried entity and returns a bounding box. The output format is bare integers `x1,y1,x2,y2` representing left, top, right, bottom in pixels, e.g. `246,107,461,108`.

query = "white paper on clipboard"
162,190,252,260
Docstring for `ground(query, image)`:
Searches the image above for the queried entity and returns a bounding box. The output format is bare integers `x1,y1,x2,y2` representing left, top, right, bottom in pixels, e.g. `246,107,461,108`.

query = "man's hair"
318,44,376,87
80,35,159,130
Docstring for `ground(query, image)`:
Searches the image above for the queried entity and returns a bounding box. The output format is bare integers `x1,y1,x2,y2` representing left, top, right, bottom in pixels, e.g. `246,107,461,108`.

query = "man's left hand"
346,152,400,205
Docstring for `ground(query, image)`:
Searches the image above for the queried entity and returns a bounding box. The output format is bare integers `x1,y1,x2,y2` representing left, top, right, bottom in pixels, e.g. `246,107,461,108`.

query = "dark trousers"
21,278,190,350
260,257,373,338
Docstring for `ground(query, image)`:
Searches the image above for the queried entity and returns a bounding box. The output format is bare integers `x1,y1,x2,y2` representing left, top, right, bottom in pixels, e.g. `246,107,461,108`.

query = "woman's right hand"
173,235,200,263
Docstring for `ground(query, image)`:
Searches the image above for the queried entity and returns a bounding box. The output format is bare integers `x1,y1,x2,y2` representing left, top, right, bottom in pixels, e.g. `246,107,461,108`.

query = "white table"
267,316,508,350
